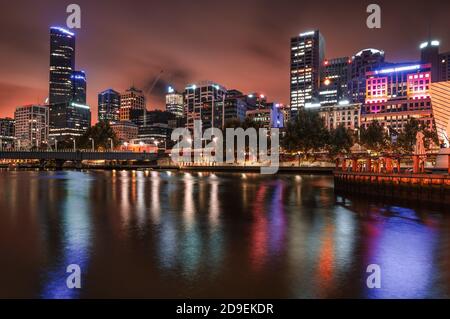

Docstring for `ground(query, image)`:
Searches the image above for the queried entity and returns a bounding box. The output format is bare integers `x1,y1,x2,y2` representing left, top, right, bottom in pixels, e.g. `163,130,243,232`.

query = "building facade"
165,87,184,118
119,87,146,124
49,102,91,139
319,57,350,106
0,118,15,149
49,27,76,105
290,30,325,115
430,81,450,146
111,121,138,143
98,89,121,123
319,103,361,131
71,70,87,104
14,105,49,149
184,81,227,131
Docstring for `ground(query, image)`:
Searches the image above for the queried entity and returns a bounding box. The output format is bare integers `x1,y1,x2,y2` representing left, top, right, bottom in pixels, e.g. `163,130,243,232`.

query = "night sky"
0,0,449,122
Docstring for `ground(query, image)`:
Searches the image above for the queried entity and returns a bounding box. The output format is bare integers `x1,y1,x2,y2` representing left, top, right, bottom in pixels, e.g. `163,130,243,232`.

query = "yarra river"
0,170,449,298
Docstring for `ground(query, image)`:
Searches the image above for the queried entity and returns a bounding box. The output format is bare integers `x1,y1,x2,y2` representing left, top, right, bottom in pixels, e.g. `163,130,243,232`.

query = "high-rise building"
348,48,385,104
184,81,227,130
49,102,91,139
439,52,450,82
71,70,86,104
119,87,146,124
361,63,434,133
290,30,325,115
223,90,255,123
165,86,184,118
98,89,121,123
319,57,351,106
111,121,138,143
420,40,441,82
0,118,15,149
14,105,49,149
49,27,76,105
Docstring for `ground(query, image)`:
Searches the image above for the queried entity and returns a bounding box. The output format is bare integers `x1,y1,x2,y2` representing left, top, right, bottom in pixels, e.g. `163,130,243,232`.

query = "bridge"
0,150,159,168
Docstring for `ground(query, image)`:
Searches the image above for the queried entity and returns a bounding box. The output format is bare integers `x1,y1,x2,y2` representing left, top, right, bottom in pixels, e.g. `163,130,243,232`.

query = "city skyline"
0,0,449,123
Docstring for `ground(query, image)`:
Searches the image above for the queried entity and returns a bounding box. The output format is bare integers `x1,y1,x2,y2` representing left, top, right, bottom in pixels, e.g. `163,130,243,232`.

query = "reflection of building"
98,89,121,123
111,121,138,143
120,87,146,124
430,81,450,146
0,118,15,148
361,63,433,132
348,48,385,104
14,105,49,149
290,30,325,115
184,81,227,131
165,87,184,118
319,103,361,130
49,27,75,105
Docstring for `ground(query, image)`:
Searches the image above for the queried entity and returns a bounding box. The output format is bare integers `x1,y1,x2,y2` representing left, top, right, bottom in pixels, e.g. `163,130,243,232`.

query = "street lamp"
108,138,113,151
89,138,94,151
71,138,76,151
52,138,58,151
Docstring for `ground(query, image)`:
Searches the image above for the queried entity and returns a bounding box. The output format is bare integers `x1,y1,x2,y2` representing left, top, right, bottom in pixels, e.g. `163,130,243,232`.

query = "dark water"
0,170,449,299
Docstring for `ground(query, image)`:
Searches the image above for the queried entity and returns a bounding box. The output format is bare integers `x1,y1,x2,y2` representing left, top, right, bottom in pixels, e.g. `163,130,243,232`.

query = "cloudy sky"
0,0,449,122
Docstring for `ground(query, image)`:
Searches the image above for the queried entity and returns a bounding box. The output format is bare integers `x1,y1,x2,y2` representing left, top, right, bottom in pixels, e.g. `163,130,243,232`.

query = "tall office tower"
98,89,121,123
14,105,49,149
184,81,227,131
165,86,184,118
71,70,87,104
420,40,441,82
319,57,351,106
49,27,76,105
439,52,450,81
119,87,146,124
0,118,15,148
223,90,252,123
290,30,325,115
348,48,385,104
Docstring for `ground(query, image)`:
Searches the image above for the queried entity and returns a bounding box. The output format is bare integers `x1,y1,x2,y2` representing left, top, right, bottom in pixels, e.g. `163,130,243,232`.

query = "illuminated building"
119,87,146,124
223,90,260,123
319,57,350,106
0,118,15,149
430,81,450,146
71,71,86,104
245,103,285,129
14,105,49,149
348,48,385,104
49,27,75,105
137,123,172,148
111,121,138,143
319,102,361,130
290,30,325,116
98,89,121,123
439,51,450,81
361,63,433,132
184,81,227,131
420,39,441,82
165,87,184,118
49,102,91,139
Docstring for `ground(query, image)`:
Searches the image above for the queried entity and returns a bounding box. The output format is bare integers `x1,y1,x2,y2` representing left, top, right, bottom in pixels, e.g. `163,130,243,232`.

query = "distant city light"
300,31,315,37
71,102,90,110
375,64,421,74
338,100,350,105
324,79,331,86
168,86,175,93
50,26,75,37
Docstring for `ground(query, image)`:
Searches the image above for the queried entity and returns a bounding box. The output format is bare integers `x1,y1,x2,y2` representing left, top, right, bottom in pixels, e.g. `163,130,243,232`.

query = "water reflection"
0,170,449,298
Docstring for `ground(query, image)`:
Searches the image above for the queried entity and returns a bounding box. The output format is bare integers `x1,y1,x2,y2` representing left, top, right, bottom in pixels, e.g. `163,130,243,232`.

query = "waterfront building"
290,30,325,116
361,63,434,132
119,87,146,124
49,27,75,105
184,81,227,131
430,81,450,146
348,48,385,104
0,118,15,149
319,57,350,106
319,102,361,131
98,89,121,123
165,87,184,118
14,105,49,149
49,101,91,140
111,121,138,143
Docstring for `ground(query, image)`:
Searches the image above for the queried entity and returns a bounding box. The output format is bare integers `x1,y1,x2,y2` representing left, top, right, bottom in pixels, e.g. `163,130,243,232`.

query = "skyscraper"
420,40,441,82
290,30,325,115
165,86,184,118
49,27,76,105
71,70,87,104
440,52,450,81
348,48,385,104
319,57,351,106
98,89,121,123
184,81,227,131
119,87,146,125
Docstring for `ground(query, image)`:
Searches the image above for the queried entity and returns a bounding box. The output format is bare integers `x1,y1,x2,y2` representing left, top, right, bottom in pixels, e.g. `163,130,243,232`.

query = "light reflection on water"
0,170,449,298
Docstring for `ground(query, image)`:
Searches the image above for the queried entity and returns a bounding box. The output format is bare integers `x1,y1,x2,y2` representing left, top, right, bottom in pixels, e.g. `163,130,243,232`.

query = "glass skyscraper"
98,89,121,123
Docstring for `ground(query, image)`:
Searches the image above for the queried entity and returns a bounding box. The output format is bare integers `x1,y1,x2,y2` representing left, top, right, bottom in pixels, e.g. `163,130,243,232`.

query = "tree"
327,125,354,157
359,121,387,152
282,109,329,157
395,118,420,153
77,121,119,150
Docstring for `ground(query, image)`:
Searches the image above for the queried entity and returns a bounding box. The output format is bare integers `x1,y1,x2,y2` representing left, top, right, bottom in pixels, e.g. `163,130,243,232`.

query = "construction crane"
143,70,164,127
